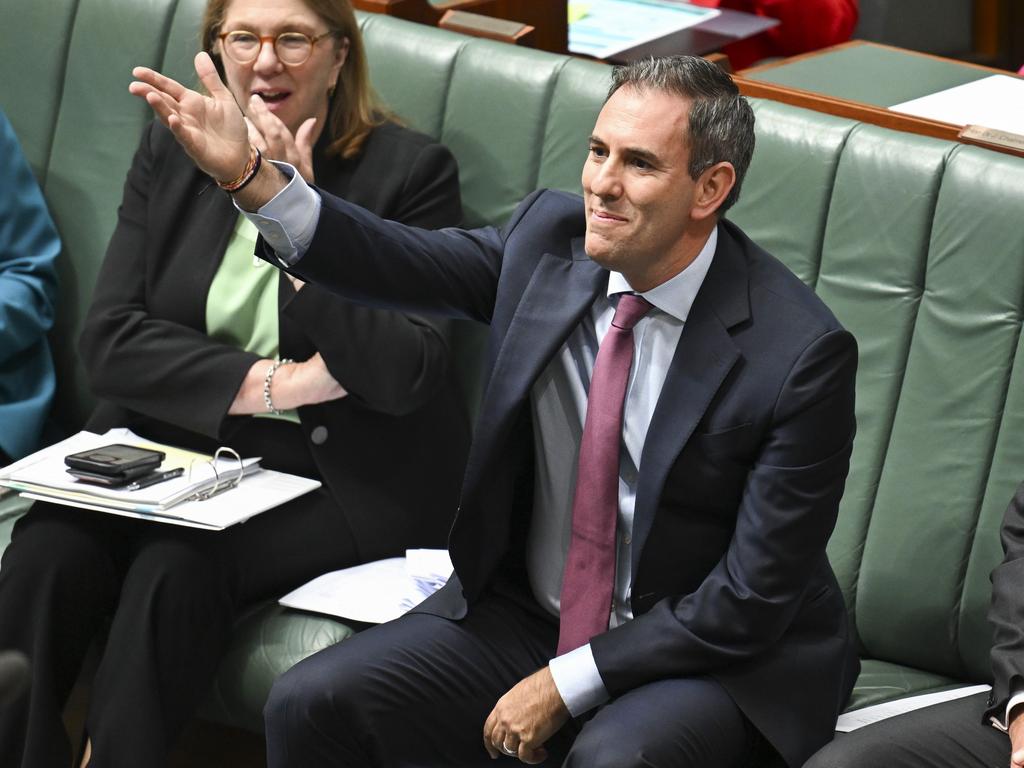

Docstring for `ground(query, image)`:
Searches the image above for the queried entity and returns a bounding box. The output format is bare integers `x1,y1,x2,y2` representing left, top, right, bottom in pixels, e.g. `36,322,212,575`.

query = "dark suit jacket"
78,120,471,560
267,187,860,767
986,482,1024,722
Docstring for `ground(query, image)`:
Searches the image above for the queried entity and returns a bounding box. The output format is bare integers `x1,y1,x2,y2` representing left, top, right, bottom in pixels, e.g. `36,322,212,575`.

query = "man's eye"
631,158,651,170
590,146,607,158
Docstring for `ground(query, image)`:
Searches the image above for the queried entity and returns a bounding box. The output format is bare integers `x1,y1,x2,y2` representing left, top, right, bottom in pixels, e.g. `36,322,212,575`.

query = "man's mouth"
591,208,628,223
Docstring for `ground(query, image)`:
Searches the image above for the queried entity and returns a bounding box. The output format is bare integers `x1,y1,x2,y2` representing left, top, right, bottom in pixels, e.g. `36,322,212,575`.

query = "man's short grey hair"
607,56,755,214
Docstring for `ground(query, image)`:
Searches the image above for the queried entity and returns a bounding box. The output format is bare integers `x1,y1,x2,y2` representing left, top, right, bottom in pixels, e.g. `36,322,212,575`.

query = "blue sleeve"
0,110,60,363
0,109,61,459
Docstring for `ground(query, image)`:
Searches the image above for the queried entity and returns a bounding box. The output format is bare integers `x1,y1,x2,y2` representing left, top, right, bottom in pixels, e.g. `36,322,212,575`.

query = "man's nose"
589,161,621,198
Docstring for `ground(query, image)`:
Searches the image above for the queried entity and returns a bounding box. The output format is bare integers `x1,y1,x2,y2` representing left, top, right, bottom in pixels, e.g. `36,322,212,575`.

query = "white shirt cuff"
236,160,321,265
548,644,610,717
992,691,1024,731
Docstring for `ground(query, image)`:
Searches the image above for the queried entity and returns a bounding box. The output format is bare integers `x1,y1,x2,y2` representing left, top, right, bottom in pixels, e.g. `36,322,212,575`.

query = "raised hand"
130,52,249,184
246,94,318,183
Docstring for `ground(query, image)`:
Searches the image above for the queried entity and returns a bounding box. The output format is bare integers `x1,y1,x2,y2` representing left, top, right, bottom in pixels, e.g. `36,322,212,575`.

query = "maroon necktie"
557,293,652,655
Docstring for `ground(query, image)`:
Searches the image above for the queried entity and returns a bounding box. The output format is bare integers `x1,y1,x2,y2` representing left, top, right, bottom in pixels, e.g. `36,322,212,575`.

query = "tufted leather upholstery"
2,0,1023,740
730,104,1024,705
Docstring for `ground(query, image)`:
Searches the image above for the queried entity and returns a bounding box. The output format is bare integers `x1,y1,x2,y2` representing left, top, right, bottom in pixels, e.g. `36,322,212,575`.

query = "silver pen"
124,467,184,492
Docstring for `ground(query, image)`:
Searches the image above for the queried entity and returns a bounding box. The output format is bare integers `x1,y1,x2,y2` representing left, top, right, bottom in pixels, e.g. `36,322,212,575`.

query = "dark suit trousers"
0,426,359,768
264,589,761,768
802,693,1007,768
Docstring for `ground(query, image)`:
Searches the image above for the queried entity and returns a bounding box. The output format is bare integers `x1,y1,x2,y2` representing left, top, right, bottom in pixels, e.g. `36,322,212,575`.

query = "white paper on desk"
889,75,1024,135
835,684,991,732
279,549,454,624
569,0,719,58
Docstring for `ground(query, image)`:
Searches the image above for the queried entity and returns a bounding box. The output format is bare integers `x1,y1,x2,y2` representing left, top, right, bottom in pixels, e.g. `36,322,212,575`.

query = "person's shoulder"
521,188,584,218
501,189,584,244
721,218,843,333
362,120,449,160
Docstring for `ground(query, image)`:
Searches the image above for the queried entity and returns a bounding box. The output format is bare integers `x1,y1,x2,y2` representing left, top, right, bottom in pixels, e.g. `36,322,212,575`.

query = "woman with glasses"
0,0,470,765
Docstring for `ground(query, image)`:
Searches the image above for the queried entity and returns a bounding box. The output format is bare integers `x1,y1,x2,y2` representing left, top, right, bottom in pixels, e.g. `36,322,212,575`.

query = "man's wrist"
548,644,610,717
232,160,289,212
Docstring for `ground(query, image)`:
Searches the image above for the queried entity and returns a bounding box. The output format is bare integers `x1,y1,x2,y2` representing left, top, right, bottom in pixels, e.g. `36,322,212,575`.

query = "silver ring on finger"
501,741,517,757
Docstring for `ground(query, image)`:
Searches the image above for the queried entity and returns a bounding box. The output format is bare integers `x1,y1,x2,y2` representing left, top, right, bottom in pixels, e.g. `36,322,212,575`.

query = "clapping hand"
245,94,317,183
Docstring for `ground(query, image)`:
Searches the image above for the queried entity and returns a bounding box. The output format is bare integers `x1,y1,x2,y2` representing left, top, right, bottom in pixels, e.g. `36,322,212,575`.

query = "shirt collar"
606,225,718,323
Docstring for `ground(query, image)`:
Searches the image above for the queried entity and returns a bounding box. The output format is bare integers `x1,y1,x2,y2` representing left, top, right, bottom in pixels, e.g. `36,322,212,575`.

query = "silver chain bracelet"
263,358,294,415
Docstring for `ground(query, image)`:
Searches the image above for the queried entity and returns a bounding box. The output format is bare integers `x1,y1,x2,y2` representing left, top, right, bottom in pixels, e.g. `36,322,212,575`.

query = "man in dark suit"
803,481,1024,768
132,54,859,767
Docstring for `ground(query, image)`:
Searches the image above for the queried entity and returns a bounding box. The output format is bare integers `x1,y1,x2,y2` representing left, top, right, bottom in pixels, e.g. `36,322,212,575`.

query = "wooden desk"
355,0,777,60
353,0,566,52
735,41,1024,158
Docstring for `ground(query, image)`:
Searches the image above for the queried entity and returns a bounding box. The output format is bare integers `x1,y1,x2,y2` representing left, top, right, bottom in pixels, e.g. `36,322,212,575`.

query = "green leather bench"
2,0,1023,753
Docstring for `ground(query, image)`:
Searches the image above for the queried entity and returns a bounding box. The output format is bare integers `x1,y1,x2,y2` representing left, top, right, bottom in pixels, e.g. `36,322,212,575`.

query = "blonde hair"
200,0,390,158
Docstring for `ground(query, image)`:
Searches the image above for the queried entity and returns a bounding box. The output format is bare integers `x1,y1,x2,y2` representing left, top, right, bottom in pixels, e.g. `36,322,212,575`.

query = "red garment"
689,0,859,70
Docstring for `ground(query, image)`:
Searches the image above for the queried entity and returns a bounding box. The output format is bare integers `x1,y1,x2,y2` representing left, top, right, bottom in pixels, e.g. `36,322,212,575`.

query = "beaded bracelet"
263,358,294,415
217,146,262,194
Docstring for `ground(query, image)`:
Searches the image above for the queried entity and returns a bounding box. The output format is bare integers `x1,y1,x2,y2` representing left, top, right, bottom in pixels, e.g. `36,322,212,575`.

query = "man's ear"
692,162,736,221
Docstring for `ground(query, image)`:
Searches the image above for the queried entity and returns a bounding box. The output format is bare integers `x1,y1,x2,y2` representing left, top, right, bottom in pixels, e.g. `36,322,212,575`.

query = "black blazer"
987,482,1024,722
265,188,860,767
79,121,471,560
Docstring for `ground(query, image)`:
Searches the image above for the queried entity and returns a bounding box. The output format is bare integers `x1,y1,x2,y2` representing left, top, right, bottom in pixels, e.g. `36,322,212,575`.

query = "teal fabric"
0,110,60,460
845,659,960,711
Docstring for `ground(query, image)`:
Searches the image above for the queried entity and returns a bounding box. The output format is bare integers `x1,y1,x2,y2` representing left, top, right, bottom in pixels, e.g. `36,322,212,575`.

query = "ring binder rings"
0,429,321,530
186,446,244,502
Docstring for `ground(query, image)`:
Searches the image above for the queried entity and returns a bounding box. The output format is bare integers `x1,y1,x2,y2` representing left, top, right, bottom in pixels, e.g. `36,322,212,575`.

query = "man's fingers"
483,737,500,759
1011,747,1024,767
520,744,548,765
131,66,188,101
139,88,182,126
483,710,501,759
193,51,232,99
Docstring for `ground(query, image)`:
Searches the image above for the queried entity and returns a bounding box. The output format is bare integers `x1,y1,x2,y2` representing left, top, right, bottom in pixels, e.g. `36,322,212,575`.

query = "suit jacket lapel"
631,232,750,577
453,239,604,592
482,237,606,418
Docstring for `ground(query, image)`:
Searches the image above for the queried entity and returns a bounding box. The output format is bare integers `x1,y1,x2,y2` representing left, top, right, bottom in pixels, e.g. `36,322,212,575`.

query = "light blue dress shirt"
537,231,716,715
241,164,717,716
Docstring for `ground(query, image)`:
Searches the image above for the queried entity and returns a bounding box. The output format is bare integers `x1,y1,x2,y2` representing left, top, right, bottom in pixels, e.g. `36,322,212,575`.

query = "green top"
206,214,299,423
744,44,991,108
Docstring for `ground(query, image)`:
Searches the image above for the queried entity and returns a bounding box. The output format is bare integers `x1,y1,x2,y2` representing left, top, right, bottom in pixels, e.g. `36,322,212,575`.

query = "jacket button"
310,426,329,445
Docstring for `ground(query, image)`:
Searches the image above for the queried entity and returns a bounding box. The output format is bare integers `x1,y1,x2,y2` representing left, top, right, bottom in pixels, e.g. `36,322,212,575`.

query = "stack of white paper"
0,429,320,530
279,549,454,624
889,75,1024,135
401,548,455,609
